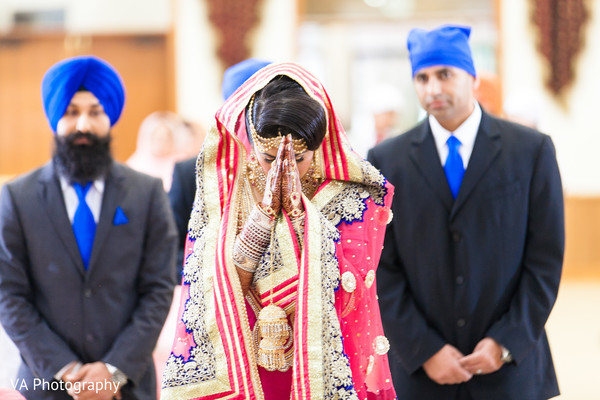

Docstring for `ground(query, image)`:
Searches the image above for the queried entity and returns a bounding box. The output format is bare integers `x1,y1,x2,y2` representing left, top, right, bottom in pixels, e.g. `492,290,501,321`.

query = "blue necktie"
72,182,96,269
444,135,465,199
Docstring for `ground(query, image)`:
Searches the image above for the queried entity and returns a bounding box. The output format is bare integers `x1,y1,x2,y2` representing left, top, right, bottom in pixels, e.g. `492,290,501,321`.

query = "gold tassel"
255,303,292,371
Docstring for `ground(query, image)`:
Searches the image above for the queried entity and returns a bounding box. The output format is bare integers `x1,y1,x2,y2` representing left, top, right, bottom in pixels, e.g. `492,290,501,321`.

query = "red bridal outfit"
161,63,396,400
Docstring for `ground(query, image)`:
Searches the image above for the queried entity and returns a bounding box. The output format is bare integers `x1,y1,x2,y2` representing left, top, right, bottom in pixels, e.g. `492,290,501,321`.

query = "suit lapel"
38,162,86,275
450,112,502,220
87,162,125,272
409,121,454,211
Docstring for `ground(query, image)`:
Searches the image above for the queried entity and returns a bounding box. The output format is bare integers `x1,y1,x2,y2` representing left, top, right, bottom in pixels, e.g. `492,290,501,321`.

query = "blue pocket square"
113,207,129,225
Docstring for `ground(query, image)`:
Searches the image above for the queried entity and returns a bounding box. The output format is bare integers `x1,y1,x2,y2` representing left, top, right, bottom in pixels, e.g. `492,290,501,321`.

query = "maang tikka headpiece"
247,94,308,154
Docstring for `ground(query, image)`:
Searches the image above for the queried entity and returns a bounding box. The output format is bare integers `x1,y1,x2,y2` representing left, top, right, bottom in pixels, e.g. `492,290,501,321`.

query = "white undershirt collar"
429,101,482,168
59,176,105,223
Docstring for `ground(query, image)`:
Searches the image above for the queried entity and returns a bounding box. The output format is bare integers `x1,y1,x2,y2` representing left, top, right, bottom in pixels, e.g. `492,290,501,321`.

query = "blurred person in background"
350,82,404,158
0,56,177,400
368,25,564,400
126,110,203,191
0,388,26,400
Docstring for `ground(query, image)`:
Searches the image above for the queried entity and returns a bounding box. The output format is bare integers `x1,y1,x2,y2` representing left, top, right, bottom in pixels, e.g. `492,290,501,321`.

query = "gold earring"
300,154,322,198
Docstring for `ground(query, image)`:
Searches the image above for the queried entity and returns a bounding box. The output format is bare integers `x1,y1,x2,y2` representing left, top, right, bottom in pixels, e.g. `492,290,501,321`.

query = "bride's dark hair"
247,75,327,151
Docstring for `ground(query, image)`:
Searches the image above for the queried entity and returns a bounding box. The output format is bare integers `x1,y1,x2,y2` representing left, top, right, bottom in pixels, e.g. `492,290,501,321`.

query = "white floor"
1,280,599,399
547,280,600,400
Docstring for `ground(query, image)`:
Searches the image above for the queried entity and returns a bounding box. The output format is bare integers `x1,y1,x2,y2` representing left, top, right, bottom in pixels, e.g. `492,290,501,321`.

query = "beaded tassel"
255,303,292,371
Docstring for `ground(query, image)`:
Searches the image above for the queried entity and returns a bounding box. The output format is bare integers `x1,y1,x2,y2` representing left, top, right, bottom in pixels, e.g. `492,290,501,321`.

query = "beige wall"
0,0,171,34
173,0,298,129
501,0,600,196
3,0,598,195
501,0,600,279
0,0,598,277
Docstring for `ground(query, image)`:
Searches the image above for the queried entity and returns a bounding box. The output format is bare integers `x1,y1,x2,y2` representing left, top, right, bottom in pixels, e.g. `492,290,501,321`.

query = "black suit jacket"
0,161,177,400
367,111,564,400
168,157,197,280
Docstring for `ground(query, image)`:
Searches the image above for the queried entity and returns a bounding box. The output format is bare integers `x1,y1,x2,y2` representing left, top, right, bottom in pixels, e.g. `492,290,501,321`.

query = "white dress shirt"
55,177,105,380
429,101,482,169
54,177,104,379
59,177,105,223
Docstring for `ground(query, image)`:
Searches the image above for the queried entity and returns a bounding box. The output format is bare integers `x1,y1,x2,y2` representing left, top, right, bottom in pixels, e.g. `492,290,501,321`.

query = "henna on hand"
281,135,304,219
259,137,285,217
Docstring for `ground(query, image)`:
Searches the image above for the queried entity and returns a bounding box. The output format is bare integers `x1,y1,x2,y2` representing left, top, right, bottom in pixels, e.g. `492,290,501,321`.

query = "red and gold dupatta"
161,63,396,400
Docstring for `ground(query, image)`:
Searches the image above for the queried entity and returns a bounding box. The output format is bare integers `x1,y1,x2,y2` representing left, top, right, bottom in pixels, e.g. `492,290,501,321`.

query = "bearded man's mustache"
52,131,113,184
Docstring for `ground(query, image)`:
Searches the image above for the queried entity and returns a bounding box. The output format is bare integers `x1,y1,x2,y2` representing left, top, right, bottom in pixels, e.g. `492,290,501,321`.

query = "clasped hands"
61,362,121,400
234,135,305,294
422,338,505,385
259,134,304,220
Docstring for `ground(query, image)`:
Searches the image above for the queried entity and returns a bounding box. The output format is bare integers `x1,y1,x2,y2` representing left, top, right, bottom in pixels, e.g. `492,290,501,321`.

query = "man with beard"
0,56,177,400
367,25,564,399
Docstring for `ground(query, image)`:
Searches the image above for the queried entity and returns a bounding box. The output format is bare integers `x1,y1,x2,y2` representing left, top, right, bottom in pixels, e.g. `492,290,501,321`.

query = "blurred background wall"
0,0,599,397
1,0,598,278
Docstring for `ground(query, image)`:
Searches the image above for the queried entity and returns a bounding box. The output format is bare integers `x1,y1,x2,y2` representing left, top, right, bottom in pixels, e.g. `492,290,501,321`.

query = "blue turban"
221,58,271,100
407,25,476,78
41,56,125,133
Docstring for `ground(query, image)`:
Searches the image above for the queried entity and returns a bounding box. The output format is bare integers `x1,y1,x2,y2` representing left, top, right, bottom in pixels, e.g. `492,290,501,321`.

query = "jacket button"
452,231,462,242
457,318,466,328
84,289,92,298
455,276,464,285
86,333,94,342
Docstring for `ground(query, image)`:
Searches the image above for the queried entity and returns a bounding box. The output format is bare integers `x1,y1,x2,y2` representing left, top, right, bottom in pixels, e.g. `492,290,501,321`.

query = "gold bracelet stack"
233,204,275,273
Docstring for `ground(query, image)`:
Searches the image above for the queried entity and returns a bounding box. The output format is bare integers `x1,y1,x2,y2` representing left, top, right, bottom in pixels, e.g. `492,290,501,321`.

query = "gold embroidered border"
161,124,231,399
312,180,347,210
221,147,264,398
254,214,300,300
163,124,266,399
293,202,325,399
203,125,236,394
258,279,298,308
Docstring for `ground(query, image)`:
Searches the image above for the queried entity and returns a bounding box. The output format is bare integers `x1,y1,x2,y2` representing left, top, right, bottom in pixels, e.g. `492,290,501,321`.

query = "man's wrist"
500,345,513,363
55,361,81,381
105,363,128,387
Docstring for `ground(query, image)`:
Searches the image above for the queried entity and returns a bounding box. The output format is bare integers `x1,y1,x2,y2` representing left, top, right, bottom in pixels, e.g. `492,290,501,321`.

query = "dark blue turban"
407,25,476,78
221,58,271,100
41,56,125,133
